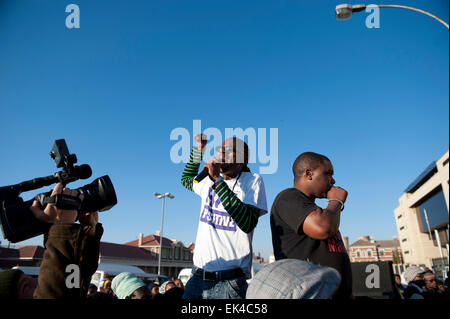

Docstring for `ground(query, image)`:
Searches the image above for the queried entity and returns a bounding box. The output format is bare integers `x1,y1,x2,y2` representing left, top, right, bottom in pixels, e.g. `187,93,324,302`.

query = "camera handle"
35,193,82,211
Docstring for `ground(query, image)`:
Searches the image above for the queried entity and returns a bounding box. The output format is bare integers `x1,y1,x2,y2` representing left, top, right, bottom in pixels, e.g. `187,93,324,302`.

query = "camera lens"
78,175,117,214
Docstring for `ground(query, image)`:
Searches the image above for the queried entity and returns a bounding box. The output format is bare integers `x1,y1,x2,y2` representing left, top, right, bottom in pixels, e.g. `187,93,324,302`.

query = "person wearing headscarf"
111,272,150,299
159,280,176,294
403,266,427,299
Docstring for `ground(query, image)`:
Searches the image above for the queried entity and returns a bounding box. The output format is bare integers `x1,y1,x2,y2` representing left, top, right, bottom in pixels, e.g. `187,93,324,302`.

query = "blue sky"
0,0,448,259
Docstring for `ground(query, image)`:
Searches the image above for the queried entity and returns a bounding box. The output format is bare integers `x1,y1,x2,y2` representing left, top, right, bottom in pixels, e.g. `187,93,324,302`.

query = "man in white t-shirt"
181,135,267,299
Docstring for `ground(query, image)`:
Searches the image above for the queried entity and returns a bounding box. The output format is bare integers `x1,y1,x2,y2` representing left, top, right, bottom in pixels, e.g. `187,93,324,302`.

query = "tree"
392,249,403,264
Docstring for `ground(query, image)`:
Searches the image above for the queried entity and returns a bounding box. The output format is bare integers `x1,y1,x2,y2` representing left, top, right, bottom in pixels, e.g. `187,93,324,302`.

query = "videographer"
0,182,102,299
0,139,118,299
28,182,103,298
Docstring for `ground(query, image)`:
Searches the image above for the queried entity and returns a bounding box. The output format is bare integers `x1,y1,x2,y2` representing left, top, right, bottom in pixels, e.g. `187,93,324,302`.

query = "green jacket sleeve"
181,148,204,192
212,180,261,234
33,223,103,299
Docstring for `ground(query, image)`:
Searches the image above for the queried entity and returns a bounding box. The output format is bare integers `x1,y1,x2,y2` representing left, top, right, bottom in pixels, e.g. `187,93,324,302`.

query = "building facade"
124,231,193,278
1,234,194,280
349,236,403,264
394,150,449,278
0,245,44,268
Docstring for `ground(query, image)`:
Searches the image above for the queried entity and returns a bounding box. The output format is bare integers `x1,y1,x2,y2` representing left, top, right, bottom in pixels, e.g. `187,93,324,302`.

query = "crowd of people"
84,273,186,300
0,135,448,300
394,267,449,300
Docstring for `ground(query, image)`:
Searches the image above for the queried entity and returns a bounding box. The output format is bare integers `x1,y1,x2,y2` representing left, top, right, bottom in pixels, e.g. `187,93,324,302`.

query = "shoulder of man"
231,172,267,217
271,188,318,220
272,188,313,207
403,284,422,298
242,171,262,181
270,188,318,235
238,172,265,190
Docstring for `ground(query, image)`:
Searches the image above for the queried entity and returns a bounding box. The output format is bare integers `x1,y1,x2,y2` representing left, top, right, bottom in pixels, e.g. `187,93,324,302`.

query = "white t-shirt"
192,171,268,278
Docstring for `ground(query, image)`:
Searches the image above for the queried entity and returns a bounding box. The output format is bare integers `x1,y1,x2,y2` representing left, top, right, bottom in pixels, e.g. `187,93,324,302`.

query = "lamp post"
335,3,449,29
154,192,175,275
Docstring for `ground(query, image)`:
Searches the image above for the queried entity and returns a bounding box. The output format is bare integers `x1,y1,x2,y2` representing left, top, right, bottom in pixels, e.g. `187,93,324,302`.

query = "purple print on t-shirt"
200,187,236,231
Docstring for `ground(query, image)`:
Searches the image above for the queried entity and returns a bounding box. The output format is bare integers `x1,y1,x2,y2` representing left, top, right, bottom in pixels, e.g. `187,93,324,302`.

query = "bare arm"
303,202,342,240
302,187,347,240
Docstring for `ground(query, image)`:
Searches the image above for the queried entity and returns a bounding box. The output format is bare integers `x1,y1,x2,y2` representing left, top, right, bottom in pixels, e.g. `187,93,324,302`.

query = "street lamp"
335,3,449,29
154,192,174,275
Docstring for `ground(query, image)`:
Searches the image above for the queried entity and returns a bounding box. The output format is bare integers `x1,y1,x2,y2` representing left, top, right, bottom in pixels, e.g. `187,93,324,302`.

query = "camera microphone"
69,164,92,180
14,164,92,193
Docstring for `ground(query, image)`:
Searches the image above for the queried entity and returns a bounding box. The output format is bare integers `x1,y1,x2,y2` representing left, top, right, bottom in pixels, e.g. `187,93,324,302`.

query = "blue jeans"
182,267,248,299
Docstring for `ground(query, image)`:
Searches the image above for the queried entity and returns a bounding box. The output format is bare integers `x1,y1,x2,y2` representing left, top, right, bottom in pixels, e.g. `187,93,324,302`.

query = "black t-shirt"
270,188,352,299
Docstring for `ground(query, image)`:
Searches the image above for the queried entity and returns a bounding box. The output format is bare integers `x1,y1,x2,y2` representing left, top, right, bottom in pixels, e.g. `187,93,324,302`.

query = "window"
175,247,180,260
402,238,407,242
356,251,360,258
397,214,402,219
400,226,405,231
184,249,190,261
404,251,409,254
379,250,384,257
417,187,449,233
162,247,172,260
367,251,372,257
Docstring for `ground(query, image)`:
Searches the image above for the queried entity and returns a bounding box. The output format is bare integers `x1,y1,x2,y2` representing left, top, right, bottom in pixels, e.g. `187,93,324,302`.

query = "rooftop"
404,162,438,193
125,234,182,248
100,242,157,261
18,246,44,259
350,239,400,248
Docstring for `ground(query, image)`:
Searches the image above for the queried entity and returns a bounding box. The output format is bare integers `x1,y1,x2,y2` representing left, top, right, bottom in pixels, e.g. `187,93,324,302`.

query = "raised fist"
327,186,348,203
194,134,208,151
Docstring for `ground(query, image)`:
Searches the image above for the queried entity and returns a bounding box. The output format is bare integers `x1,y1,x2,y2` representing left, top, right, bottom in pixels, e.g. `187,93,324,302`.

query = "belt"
193,267,244,281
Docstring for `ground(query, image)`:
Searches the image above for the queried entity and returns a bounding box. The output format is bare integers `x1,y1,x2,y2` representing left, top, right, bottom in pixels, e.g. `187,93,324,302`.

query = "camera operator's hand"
79,211,99,236
194,134,208,151
30,183,80,224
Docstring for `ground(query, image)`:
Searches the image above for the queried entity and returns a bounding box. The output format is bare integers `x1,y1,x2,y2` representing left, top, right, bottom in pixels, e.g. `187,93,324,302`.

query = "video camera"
0,139,117,243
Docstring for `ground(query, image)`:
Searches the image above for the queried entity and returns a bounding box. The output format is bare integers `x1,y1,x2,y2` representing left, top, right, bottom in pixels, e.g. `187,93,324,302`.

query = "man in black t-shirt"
270,152,352,299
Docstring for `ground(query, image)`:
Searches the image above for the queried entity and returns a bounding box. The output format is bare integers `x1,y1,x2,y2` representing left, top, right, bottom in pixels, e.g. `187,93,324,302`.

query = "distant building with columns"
349,236,403,264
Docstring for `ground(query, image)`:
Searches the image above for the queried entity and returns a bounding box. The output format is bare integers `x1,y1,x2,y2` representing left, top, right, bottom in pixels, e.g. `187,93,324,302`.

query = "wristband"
327,198,344,211
212,176,224,188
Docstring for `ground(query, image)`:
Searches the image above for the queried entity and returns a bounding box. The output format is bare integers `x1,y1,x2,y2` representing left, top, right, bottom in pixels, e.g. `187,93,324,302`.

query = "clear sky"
0,0,448,259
